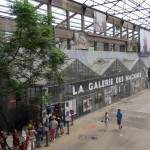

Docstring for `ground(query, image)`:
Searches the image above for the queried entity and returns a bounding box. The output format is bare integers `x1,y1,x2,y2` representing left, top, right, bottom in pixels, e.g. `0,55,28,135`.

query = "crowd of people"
0,108,123,150
17,113,65,150
0,128,9,150
18,120,44,150
0,103,69,150
0,112,65,150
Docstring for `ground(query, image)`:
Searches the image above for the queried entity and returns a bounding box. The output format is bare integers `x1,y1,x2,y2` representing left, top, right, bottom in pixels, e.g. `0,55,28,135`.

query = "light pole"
42,87,49,147
44,126,49,147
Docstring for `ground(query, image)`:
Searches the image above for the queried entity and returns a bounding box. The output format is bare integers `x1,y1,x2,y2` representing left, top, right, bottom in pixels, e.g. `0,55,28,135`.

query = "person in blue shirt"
116,109,122,129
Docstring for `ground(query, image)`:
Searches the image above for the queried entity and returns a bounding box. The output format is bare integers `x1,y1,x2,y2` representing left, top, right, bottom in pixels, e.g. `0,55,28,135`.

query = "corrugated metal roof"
90,58,116,76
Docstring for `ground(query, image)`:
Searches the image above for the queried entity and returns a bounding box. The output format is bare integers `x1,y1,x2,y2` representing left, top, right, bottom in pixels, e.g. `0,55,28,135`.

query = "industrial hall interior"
0,0,150,129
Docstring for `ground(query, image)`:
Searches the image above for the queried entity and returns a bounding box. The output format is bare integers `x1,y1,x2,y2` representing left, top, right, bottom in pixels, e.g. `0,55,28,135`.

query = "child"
26,136,31,150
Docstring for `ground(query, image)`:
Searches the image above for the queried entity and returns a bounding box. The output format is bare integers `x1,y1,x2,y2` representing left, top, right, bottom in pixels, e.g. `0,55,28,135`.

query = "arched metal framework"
73,0,150,29
0,0,149,52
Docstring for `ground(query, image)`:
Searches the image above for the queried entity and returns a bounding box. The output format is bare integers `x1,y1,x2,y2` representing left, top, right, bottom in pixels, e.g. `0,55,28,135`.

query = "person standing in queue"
0,128,8,150
49,116,58,142
35,123,42,148
12,128,19,150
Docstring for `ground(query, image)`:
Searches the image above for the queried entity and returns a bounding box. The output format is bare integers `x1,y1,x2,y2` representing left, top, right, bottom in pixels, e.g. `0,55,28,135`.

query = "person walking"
103,112,109,132
116,109,123,129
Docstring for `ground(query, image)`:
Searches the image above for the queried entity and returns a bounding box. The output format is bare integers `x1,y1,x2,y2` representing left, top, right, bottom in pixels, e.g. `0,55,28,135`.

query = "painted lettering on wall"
88,78,114,91
73,85,84,95
126,73,141,81
72,72,142,95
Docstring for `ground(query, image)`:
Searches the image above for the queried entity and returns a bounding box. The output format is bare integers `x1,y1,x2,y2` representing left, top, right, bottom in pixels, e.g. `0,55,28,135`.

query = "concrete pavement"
7,89,150,150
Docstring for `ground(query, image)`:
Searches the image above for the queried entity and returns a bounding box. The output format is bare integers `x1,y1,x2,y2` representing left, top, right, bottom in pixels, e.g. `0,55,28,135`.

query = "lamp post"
45,126,49,147
40,100,43,124
42,87,49,147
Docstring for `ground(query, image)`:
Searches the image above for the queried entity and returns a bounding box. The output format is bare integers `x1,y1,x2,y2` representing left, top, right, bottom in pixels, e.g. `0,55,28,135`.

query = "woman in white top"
21,126,28,142
103,112,109,132
21,126,28,150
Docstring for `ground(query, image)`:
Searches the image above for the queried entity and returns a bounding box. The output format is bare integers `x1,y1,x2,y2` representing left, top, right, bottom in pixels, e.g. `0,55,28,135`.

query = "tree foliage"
0,0,66,96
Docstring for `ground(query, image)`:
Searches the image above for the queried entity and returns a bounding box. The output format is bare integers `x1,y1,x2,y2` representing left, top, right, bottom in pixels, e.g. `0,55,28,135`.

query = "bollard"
66,121,70,135
44,127,49,147
45,131,49,147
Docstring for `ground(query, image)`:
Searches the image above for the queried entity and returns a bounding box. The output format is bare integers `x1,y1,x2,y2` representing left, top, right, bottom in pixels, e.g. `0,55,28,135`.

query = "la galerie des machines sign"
72,72,142,95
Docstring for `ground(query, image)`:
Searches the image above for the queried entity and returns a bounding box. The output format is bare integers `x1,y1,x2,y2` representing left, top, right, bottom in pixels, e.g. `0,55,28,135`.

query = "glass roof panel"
73,0,150,30
0,0,150,30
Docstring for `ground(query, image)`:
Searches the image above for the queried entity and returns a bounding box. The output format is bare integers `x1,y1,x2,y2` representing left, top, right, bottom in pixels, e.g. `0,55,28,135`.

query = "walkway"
7,89,150,150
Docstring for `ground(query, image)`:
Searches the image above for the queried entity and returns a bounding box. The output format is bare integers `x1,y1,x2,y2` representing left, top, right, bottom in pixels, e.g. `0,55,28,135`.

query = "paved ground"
7,89,150,150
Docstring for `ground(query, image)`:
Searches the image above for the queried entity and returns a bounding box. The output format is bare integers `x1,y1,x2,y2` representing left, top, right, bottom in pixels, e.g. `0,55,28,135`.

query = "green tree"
0,0,66,98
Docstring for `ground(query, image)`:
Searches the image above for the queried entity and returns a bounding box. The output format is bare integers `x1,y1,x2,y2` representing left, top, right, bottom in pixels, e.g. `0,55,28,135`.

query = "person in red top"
0,128,8,150
0,137,3,150
12,129,19,150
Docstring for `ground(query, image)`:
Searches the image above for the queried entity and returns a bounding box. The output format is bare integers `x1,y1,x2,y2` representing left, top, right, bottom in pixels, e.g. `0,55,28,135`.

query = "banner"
94,11,106,33
65,99,77,116
74,32,88,50
140,29,150,56
83,99,92,112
